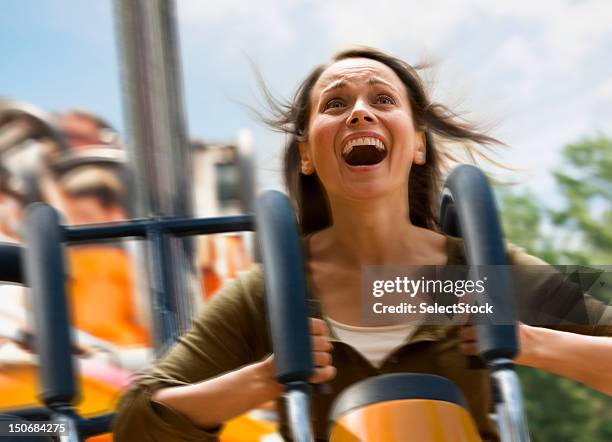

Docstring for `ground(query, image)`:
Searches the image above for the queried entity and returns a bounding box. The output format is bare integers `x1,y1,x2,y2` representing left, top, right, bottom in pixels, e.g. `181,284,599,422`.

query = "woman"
113,47,611,441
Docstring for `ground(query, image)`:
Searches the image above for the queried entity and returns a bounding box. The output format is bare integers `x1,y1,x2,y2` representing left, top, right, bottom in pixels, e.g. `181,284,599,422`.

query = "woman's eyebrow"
321,79,346,94
368,77,398,92
320,77,398,95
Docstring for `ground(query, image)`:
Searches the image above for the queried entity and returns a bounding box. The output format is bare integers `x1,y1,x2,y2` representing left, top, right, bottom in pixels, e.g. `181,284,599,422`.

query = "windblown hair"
260,47,501,235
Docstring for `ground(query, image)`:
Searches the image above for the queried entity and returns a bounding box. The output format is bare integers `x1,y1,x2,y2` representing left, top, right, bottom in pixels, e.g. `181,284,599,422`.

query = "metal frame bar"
2,209,255,440
63,215,254,241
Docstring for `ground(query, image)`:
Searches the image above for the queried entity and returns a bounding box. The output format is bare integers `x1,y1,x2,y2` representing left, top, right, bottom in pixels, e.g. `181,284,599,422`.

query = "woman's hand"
260,317,336,385
458,323,535,361
457,324,479,357
308,317,337,384
458,323,612,395
152,318,337,429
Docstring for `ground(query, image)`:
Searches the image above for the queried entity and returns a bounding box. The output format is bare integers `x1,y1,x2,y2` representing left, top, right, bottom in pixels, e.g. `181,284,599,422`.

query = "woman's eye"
324,99,345,110
376,95,395,105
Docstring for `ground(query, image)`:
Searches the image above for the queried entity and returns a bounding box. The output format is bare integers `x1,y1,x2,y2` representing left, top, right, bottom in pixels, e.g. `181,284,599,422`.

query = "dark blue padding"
440,165,518,361
23,203,77,407
330,373,468,423
256,191,313,384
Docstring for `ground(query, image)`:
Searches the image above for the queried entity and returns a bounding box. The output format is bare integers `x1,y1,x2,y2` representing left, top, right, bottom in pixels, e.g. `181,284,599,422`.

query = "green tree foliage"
552,134,612,265
496,134,612,442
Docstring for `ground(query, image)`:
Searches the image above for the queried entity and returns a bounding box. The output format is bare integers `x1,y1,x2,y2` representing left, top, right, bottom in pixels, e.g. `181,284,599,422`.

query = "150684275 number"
0,421,69,437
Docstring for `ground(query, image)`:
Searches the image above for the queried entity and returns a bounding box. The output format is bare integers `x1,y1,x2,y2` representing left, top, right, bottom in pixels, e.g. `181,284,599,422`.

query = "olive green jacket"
113,237,611,441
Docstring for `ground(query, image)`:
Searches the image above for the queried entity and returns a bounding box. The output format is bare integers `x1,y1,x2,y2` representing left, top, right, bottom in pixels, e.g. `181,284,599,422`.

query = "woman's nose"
346,101,377,126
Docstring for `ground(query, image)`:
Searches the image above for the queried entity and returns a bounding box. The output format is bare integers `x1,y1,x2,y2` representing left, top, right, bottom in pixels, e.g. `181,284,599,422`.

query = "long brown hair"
260,47,501,235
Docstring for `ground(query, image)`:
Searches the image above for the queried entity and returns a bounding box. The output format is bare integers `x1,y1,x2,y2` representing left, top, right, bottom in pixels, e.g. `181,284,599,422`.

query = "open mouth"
342,137,387,166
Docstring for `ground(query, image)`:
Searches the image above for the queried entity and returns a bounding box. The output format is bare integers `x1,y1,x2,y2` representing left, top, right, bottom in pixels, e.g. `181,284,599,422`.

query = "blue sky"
2,0,611,196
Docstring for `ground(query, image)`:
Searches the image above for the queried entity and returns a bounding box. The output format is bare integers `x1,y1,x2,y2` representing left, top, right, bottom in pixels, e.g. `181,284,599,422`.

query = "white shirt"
326,316,419,368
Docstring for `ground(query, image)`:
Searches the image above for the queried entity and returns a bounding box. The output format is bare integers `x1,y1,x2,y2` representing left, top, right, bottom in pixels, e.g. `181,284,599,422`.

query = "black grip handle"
440,165,518,361
256,191,314,384
22,203,77,407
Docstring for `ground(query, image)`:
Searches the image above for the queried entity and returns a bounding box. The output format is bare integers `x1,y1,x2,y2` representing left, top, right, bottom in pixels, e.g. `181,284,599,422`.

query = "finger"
313,351,332,367
458,325,476,340
310,318,328,336
309,365,337,384
459,341,479,356
311,335,332,352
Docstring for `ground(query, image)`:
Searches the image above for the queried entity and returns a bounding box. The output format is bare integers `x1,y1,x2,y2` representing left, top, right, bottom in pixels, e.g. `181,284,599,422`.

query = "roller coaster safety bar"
440,165,529,442
256,191,315,442
0,193,311,442
0,207,255,441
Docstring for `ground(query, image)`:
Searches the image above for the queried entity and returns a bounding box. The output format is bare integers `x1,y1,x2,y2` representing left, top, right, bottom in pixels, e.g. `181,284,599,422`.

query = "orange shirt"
67,246,150,346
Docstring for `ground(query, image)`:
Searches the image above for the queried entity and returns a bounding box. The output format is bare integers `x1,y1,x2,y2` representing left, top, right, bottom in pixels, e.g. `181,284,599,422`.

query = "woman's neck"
313,192,445,266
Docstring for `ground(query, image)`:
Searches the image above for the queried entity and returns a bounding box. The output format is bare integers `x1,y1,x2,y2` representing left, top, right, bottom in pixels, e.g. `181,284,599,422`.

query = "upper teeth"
342,137,386,156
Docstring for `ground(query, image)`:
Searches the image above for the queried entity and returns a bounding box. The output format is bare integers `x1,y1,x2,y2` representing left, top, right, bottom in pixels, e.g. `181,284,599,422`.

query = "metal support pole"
114,0,195,352
491,359,530,442
147,224,180,349
286,386,314,442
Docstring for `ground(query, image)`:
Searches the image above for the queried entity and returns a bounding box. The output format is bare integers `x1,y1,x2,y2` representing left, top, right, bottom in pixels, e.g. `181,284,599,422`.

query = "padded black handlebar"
440,165,519,361
255,191,313,384
0,208,255,439
22,203,77,407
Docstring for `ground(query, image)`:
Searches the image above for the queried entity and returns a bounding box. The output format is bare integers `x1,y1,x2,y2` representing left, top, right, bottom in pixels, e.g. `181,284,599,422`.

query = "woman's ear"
298,142,314,175
414,132,426,165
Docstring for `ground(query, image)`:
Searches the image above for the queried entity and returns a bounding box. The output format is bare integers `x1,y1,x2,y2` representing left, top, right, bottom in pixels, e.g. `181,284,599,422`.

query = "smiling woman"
112,47,612,442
